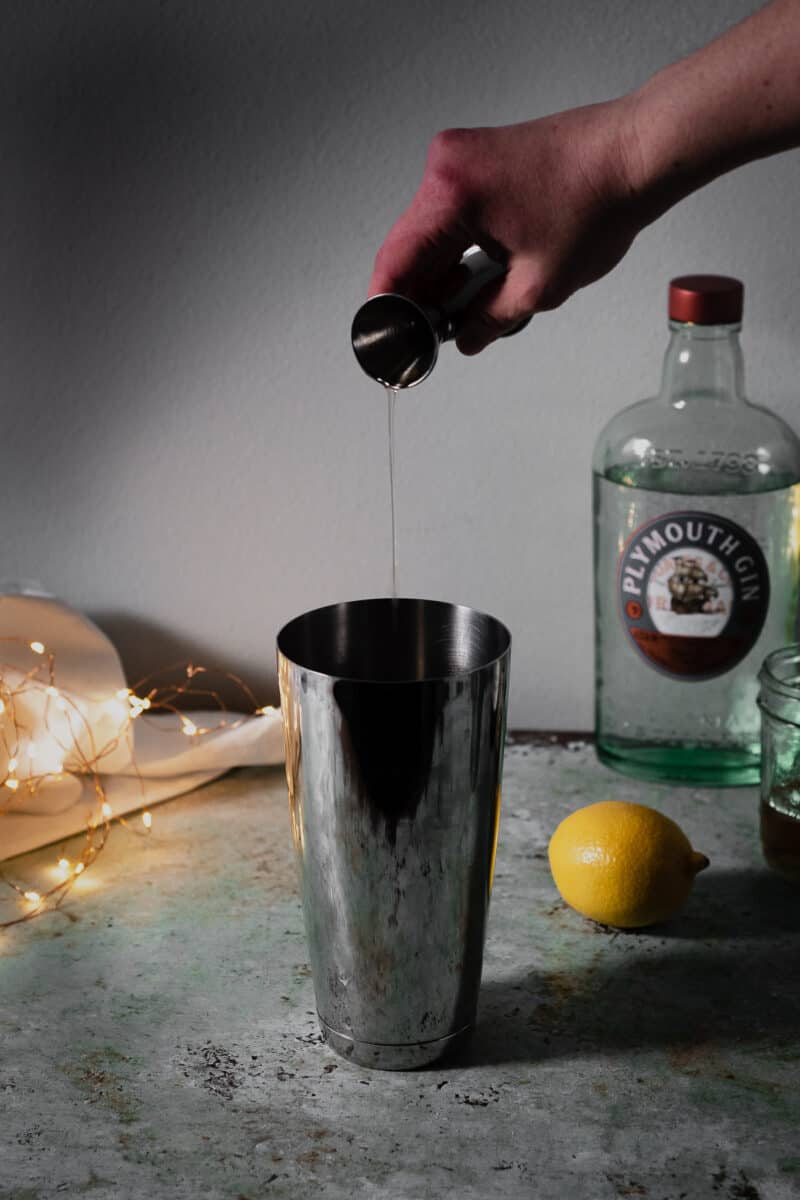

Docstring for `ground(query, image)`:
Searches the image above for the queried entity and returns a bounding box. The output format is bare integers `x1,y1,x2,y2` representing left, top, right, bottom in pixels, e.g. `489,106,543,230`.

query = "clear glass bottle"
593,275,800,785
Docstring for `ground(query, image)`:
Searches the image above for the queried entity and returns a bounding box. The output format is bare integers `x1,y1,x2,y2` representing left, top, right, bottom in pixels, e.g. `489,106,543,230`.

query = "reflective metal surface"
277,598,511,1069
352,246,527,388
351,292,440,389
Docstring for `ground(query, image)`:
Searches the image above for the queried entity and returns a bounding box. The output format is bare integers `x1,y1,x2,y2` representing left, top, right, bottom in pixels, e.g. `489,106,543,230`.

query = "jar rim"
759,643,800,700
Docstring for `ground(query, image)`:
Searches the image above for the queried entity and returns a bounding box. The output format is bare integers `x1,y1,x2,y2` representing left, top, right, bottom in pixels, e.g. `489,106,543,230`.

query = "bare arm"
628,0,800,220
369,0,800,356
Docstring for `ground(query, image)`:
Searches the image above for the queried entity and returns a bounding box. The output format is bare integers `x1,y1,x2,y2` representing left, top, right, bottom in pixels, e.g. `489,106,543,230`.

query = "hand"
369,99,645,355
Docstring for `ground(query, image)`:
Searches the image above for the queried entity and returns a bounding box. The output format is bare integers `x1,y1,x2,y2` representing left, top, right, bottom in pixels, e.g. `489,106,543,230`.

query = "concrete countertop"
3,737,799,1200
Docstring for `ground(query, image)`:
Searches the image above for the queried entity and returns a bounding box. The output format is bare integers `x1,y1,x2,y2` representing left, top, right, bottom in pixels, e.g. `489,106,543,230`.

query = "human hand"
369,99,645,355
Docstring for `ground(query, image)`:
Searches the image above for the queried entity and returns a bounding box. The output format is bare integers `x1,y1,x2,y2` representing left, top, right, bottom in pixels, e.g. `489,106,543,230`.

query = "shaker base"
319,1017,472,1071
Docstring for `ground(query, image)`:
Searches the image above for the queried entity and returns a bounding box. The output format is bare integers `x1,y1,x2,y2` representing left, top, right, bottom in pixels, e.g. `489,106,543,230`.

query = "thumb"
455,260,540,355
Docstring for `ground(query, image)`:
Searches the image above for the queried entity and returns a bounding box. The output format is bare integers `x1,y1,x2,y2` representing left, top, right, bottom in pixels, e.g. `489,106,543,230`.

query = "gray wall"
3,0,798,727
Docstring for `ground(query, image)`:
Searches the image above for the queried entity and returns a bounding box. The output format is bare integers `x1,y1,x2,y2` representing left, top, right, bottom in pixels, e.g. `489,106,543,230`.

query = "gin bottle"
593,276,800,785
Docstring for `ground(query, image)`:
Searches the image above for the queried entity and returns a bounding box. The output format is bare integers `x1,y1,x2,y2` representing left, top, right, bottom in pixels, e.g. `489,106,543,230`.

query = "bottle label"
617,509,770,679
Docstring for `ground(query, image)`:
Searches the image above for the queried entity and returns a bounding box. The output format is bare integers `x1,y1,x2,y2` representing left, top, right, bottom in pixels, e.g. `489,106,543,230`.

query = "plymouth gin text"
594,275,800,785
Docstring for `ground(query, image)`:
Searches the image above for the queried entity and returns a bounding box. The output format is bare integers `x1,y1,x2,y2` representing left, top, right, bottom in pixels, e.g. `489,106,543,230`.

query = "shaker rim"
276,596,511,684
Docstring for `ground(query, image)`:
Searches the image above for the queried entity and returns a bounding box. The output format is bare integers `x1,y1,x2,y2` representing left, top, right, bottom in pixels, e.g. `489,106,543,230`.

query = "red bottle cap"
668,275,744,325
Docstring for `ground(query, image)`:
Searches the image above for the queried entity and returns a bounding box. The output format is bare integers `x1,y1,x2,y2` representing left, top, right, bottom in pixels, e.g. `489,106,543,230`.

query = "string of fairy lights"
0,636,275,929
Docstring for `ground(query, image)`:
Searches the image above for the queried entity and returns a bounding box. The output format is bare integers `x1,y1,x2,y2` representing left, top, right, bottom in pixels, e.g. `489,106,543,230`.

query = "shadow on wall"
91,609,279,711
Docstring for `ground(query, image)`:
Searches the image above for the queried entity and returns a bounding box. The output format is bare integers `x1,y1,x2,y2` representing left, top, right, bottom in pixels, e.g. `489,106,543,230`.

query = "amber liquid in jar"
761,797,800,879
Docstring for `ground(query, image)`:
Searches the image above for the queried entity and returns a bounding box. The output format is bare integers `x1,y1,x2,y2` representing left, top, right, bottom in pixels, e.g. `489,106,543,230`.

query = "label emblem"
617,510,769,679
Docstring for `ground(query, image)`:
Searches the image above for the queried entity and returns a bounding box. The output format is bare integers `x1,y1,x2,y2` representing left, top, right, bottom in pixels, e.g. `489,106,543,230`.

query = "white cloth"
0,594,284,861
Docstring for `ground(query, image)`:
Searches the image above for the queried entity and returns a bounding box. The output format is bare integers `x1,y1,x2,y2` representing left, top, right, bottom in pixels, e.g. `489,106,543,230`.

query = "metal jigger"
351,245,527,388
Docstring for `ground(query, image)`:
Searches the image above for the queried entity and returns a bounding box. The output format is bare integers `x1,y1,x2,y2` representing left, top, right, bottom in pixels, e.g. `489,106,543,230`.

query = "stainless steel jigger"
351,246,527,388
277,598,511,1069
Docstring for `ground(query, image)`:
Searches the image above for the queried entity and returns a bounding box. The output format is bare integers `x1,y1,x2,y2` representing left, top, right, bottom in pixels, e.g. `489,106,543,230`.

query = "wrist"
620,62,742,226
578,94,665,222
560,96,654,215
617,80,686,225
622,0,800,224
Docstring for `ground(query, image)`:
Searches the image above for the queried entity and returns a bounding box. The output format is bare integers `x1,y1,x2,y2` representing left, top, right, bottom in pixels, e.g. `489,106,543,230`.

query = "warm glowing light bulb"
58,858,69,871
142,810,152,829
116,688,131,700
29,641,45,655
128,693,149,718
24,891,41,904
101,802,112,819
257,705,276,716
5,778,19,791
182,720,198,737
74,862,85,875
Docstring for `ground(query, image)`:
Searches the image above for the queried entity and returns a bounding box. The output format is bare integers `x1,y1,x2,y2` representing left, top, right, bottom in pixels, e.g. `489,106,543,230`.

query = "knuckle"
536,277,573,311
428,126,475,163
372,232,405,278
516,279,542,315
425,127,477,205
477,309,507,335
508,263,544,317
372,240,392,272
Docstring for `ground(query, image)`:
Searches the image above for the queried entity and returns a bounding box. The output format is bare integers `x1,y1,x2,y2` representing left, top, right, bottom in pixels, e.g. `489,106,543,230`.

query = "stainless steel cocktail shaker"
277,597,511,1069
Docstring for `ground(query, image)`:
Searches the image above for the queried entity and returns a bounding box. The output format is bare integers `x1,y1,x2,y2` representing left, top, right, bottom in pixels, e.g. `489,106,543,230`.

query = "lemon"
548,800,709,928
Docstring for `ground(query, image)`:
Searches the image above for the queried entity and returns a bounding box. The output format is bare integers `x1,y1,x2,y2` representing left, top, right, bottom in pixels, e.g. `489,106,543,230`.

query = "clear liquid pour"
387,387,398,599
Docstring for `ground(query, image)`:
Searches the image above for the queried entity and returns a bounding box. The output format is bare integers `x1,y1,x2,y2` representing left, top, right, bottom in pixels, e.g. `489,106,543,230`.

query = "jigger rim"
276,596,511,685
351,292,439,389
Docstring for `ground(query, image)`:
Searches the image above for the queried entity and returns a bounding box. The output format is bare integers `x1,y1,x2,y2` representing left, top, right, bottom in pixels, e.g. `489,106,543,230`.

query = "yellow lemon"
548,800,709,928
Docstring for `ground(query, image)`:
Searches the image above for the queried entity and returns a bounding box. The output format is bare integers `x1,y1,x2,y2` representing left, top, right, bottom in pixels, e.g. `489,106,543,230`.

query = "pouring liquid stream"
387,387,398,599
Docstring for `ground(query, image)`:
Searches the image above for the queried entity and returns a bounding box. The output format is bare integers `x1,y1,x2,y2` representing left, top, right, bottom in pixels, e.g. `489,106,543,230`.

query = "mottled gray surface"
2,740,800,1200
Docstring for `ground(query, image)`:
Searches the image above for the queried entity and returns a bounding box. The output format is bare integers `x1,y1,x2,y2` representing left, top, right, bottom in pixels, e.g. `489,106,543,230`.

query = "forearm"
624,0,800,221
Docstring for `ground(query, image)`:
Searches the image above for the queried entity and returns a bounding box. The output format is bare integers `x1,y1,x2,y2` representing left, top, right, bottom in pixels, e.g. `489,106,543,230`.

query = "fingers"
455,260,541,355
368,127,540,354
369,129,480,300
368,205,473,301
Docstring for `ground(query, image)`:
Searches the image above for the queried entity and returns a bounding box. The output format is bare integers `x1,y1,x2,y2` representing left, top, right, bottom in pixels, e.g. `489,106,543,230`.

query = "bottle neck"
659,320,745,406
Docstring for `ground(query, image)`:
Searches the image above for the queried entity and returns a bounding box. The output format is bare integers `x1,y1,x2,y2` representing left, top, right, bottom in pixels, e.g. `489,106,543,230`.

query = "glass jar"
758,644,800,878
